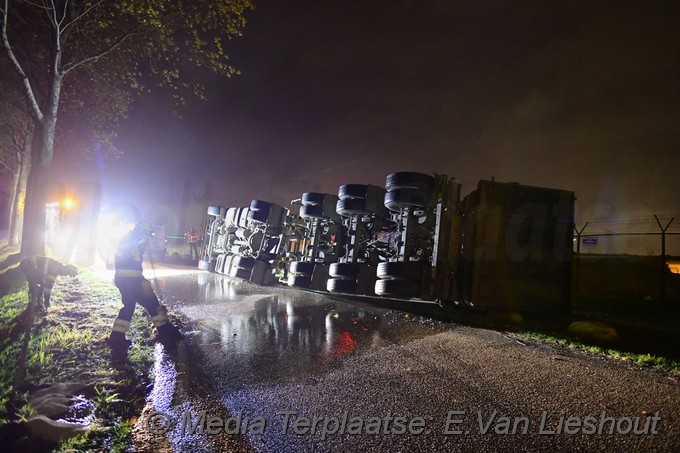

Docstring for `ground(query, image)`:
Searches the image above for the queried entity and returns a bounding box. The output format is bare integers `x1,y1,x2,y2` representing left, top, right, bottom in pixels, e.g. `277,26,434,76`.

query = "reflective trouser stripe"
112,318,131,333
151,312,169,327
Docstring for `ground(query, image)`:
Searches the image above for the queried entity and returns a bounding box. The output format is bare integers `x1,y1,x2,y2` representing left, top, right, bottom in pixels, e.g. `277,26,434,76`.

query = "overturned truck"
199,172,574,314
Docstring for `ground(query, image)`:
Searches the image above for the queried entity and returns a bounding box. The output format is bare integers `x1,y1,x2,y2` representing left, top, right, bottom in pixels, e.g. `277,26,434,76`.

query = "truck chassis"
200,172,574,314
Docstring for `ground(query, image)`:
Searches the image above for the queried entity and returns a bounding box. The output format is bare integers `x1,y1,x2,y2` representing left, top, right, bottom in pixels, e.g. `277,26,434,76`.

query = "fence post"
573,222,588,295
654,215,675,303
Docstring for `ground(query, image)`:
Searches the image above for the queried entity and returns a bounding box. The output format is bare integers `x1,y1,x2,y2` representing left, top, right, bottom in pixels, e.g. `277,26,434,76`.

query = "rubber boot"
156,323,182,343
107,331,131,348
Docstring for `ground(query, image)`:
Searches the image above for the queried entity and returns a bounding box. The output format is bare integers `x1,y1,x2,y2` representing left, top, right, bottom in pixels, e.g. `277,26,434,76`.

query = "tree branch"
46,0,58,28
60,0,103,35
1,0,44,122
62,24,145,75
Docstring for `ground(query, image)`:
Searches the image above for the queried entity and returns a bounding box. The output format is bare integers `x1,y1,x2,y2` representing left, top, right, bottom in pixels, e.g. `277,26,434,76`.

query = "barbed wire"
574,215,679,234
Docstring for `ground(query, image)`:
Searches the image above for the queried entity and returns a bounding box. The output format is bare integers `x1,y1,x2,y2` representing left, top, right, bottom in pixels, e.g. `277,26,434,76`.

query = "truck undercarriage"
200,172,574,314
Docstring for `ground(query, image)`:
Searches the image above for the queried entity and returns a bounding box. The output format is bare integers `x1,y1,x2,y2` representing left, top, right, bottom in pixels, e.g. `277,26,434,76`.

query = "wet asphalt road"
134,269,679,452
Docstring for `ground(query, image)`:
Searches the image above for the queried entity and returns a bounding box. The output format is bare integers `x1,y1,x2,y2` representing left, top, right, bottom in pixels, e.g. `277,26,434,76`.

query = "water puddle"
55,394,96,425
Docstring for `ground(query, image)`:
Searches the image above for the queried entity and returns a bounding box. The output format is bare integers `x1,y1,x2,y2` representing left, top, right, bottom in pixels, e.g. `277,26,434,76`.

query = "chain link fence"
574,215,679,257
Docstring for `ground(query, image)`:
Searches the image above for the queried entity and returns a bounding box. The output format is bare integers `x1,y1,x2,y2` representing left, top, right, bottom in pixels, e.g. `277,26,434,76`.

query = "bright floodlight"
61,198,75,210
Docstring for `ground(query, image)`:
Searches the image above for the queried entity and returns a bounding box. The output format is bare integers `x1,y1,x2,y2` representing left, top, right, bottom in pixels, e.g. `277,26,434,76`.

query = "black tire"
248,199,272,224
327,277,358,294
250,261,269,283
300,204,325,219
377,261,424,281
198,260,211,270
207,205,222,216
329,262,360,279
302,192,326,206
290,261,316,276
385,172,434,192
229,267,252,280
250,199,272,211
248,209,269,224
375,278,421,298
232,256,256,270
288,274,312,288
384,187,432,212
336,198,371,216
338,184,368,200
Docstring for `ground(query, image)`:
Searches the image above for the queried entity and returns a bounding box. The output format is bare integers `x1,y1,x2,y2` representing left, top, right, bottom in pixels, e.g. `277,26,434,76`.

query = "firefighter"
19,256,78,310
108,221,181,347
186,227,200,260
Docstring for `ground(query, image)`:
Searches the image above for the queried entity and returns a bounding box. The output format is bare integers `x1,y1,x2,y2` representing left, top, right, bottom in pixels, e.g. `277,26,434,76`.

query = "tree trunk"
19,126,49,257
20,62,61,257
7,168,19,247
8,134,32,247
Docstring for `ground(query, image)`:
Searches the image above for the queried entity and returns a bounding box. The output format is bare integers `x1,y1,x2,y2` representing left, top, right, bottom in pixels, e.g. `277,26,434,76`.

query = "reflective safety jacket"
186,230,200,244
115,231,147,278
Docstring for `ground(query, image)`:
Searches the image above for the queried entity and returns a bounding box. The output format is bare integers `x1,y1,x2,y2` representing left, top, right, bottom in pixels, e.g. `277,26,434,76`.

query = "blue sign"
582,238,598,246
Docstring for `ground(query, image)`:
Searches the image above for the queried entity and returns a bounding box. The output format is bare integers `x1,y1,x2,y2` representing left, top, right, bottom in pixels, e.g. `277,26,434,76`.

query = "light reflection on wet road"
143,270,446,452
159,272,441,390
138,270,680,452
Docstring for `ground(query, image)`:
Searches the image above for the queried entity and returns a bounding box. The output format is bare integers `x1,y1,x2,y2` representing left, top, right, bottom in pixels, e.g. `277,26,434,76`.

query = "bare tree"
1,0,253,255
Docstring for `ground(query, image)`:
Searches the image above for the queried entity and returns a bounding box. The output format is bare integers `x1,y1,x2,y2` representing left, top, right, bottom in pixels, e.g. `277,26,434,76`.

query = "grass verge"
519,331,680,374
0,265,157,451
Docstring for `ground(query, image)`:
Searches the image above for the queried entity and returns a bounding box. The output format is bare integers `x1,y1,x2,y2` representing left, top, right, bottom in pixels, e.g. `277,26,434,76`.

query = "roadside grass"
573,255,680,329
519,331,680,374
560,256,680,373
571,292,680,332
0,266,157,451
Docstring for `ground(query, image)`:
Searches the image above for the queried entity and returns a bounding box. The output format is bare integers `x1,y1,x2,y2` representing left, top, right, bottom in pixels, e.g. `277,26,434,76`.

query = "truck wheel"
327,277,358,294
248,200,272,224
385,172,434,192
237,207,250,228
377,261,424,281
384,187,431,212
300,204,325,219
231,256,256,270
225,208,238,227
375,278,421,298
215,254,226,274
248,210,269,224
229,267,252,280
290,261,315,276
207,205,222,216
336,198,371,216
288,274,312,288
198,259,211,270
302,192,326,206
329,262,360,279
338,184,368,200
223,255,234,275
250,260,269,284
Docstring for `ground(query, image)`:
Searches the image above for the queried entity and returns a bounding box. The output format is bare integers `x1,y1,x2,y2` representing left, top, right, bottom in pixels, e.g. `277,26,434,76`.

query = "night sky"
55,0,680,230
